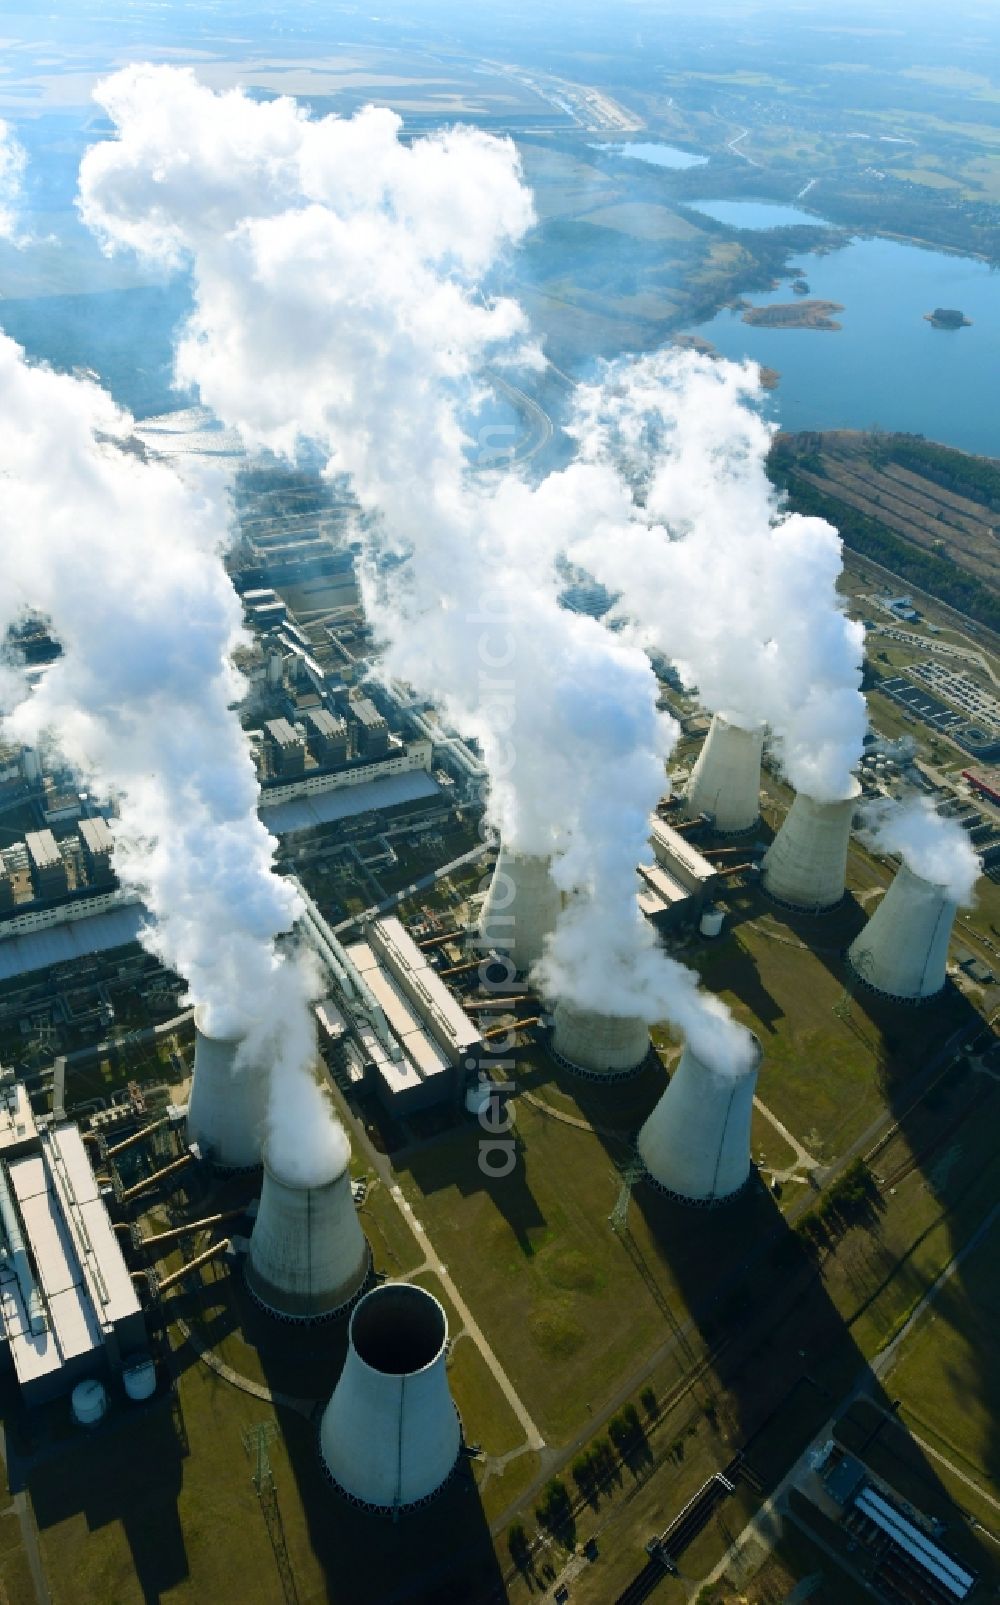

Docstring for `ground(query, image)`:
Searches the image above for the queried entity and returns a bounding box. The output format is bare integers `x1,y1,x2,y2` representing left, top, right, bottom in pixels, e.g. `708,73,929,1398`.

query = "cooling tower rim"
262,1148,351,1191
551,1044,648,1081
886,863,958,901
796,776,863,808
844,959,947,1006
686,1027,763,1082
245,1240,373,1324
715,710,767,736
193,1005,246,1044
640,1165,756,1208
347,1281,450,1379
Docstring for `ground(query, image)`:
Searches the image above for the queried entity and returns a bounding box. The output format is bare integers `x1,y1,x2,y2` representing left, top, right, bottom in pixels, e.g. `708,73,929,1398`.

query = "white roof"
854,1487,973,1599
649,819,717,886
259,770,440,833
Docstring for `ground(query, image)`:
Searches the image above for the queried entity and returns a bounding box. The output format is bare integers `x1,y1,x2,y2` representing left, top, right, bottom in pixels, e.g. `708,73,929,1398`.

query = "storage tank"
551,1000,649,1078
638,1034,762,1205
761,780,861,912
122,1354,157,1402
699,905,726,939
847,863,959,1002
246,1148,370,1322
71,1379,107,1426
320,1283,461,1512
477,848,561,974
186,1009,268,1171
683,714,765,835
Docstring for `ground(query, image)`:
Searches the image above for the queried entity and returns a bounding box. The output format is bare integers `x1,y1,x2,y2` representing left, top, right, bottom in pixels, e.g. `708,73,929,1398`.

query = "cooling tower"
478,847,561,973
245,1152,370,1321
186,1010,267,1171
761,780,861,912
684,714,765,834
638,1034,762,1204
551,1000,649,1078
847,864,958,1002
320,1283,461,1512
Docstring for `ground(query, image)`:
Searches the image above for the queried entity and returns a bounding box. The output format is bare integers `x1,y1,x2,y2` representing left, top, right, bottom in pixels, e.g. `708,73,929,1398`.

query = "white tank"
464,1079,495,1117
761,780,861,912
848,864,959,1002
684,714,765,834
122,1354,157,1402
246,1151,370,1321
699,905,726,939
551,1000,649,1078
638,1034,762,1204
320,1283,461,1511
186,1009,268,1171
477,848,561,974
71,1379,107,1426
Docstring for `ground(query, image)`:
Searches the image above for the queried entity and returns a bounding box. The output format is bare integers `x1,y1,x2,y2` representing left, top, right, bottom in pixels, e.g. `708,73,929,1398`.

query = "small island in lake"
925,306,972,329
741,298,844,330
672,332,779,389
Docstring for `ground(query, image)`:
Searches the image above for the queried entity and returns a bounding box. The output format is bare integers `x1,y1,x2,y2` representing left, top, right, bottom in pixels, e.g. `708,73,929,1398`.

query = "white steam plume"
566,349,868,802
79,65,757,1077
0,332,348,1185
0,118,25,240
861,797,981,905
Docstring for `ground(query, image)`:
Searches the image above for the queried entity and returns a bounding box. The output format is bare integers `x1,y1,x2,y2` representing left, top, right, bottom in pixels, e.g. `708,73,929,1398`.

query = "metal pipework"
438,959,481,979
154,1237,230,1296
138,1209,244,1252
118,1152,194,1206
104,1117,170,1158
417,931,464,950
482,1017,540,1040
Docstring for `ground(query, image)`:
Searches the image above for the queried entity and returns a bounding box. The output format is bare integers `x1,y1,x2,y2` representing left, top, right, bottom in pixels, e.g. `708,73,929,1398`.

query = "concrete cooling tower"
847,864,959,1002
320,1283,461,1512
246,1152,370,1321
637,1034,763,1205
761,780,861,912
478,848,561,973
551,1000,649,1078
186,1009,268,1171
683,714,765,834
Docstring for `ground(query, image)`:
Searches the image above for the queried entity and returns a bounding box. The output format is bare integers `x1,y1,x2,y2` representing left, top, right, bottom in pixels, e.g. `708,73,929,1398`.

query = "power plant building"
847,864,961,1002
0,1112,144,1405
350,697,390,759
304,707,349,768
265,718,307,779
638,1035,762,1205
320,1283,461,1512
638,820,719,928
26,830,68,901
684,714,765,834
343,918,482,1114
78,817,116,887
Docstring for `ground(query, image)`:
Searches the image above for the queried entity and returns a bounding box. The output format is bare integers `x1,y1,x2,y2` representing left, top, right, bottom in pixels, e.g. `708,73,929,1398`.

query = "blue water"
686,199,828,229
594,141,708,170
687,234,1000,457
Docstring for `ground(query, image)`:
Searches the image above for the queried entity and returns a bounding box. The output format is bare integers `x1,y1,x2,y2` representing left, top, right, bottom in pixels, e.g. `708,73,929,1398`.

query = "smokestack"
847,864,957,1002
186,1009,267,1171
320,1283,461,1512
551,1000,649,1078
478,848,561,973
246,1150,370,1321
637,1034,763,1204
761,780,861,912
684,714,764,834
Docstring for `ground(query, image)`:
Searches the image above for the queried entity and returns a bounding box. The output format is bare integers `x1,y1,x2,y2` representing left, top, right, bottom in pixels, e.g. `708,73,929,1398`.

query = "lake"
686,233,1000,457
686,199,827,228
593,141,708,170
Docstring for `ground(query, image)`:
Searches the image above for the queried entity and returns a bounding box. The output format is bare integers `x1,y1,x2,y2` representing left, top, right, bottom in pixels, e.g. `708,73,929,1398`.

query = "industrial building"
638,1035,762,1205
265,718,307,779
343,917,482,1113
683,713,764,834
638,820,719,928
26,830,68,901
848,864,962,1002
820,1451,975,1604
350,696,390,759
78,817,116,886
304,707,349,768
0,1085,145,1405
320,1282,461,1512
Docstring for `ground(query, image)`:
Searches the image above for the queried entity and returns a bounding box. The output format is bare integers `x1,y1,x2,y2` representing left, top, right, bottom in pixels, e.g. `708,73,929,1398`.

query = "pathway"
753,1096,822,1179
172,1316,316,1419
